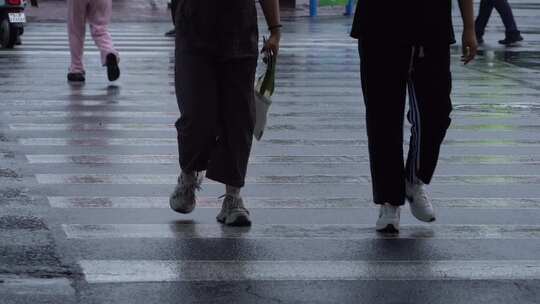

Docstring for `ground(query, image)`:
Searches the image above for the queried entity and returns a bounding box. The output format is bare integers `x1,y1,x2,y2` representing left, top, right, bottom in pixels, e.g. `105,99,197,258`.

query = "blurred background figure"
67,0,120,82
475,0,523,45
164,0,177,37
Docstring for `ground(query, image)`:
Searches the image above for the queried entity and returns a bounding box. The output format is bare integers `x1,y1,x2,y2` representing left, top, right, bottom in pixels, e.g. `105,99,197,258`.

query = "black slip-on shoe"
499,33,524,46
106,53,120,82
67,72,85,82
165,29,176,37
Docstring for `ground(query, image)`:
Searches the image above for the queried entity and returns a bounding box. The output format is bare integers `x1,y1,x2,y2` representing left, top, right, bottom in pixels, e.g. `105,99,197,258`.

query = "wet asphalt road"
1,5,540,304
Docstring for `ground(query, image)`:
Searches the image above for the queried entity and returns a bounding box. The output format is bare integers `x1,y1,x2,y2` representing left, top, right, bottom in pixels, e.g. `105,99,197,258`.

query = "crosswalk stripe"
18,138,540,147
47,196,540,209
80,260,540,283
8,123,540,132
19,40,355,47
28,154,369,164
25,154,540,165
63,224,540,240
35,174,540,185
4,111,178,118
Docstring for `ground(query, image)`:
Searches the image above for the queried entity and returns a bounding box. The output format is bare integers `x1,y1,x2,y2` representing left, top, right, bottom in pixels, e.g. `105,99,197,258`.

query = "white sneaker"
406,180,436,222
216,195,251,226
376,203,400,233
169,172,202,214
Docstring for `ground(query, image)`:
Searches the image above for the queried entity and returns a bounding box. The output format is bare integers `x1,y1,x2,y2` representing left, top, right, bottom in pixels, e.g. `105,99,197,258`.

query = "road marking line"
25,154,540,165
35,174,540,185
17,138,540,147
80,260,540,283
47,196,540,209
64,224,540,240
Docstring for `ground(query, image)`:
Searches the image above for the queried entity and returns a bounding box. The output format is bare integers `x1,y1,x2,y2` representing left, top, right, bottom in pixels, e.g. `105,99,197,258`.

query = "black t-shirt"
350,0,455,45
176,0,259,58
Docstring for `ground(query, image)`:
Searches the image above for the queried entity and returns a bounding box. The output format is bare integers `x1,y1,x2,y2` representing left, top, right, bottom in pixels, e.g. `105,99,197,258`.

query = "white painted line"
27,155,366,165
47,196,540,209
5,111,178,118
0,47,355,56
19,138,177,146
10,123,175,131
0,276,74,296
80,260,540,283
35,174,540,185
18,40,355,47
10,123,539,132
25,154,540,165
0,51,171,56
17,138,540,147
64,224,540,240
0,99,175,107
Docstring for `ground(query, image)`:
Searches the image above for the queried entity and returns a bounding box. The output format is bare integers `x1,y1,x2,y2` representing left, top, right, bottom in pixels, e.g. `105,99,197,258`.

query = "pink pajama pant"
67,0,119,73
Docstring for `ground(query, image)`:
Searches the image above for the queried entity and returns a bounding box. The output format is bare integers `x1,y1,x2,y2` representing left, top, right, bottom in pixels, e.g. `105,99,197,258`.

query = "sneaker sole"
376,224,399,234
169,200,195,214
217,214,252,227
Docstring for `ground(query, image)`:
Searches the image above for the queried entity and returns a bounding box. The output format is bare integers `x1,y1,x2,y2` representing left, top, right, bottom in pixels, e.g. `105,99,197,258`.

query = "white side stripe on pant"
408,45,423,183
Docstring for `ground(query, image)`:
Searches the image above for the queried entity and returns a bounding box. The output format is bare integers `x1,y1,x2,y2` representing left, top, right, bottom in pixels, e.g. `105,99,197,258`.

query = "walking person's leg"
170,52,219,214
87,0,120,81
67,0,88,81
165,0,178,37
405,45,452,222
475,0,495,43
207,57,258,227
492,0,523,44
359,40,411,232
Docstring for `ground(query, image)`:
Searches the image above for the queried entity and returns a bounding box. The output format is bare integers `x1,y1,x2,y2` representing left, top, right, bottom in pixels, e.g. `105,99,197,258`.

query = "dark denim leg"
493,0,520,34
475,0,495,37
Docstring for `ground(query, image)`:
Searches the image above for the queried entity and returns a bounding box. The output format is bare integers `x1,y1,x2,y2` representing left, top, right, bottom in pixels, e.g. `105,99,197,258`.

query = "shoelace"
219,195,249,213
413,185,430,207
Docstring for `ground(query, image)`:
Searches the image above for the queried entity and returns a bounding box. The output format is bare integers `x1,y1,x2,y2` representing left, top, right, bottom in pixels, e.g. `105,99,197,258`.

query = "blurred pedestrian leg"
67,0,120,81
475,0,523,44
164,0,177,37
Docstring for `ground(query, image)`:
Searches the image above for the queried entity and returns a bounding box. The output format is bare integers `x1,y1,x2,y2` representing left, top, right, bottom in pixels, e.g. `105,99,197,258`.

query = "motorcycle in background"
0,0,38,49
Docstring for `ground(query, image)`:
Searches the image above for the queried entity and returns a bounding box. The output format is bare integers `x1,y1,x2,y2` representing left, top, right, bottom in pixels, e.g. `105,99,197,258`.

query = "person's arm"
259,0,281,56
458,0,478,64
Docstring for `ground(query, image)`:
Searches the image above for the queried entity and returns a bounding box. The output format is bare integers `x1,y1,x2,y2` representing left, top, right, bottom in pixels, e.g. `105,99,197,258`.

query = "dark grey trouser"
475,0,520,37
170,0,178,25
359,41,452,206
175,52,257,188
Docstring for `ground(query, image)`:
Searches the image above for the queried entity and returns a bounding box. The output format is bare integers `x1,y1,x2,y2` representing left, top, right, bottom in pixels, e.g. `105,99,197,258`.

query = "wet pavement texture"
1,3,540,304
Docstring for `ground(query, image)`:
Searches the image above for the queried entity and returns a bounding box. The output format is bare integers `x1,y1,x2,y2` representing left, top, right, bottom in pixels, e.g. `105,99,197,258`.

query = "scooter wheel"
0,19,18,49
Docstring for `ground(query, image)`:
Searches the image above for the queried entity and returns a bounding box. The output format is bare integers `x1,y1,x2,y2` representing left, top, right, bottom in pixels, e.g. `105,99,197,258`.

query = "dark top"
350,0,455,45
175,0,259,58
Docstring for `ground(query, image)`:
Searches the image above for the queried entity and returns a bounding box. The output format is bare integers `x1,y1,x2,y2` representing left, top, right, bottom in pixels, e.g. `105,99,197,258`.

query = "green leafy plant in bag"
254,37,277,141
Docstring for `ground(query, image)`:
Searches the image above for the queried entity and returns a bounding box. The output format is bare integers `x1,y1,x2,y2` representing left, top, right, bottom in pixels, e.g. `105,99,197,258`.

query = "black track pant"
359,41,452,206
170,0,178,25
175,52,257,188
